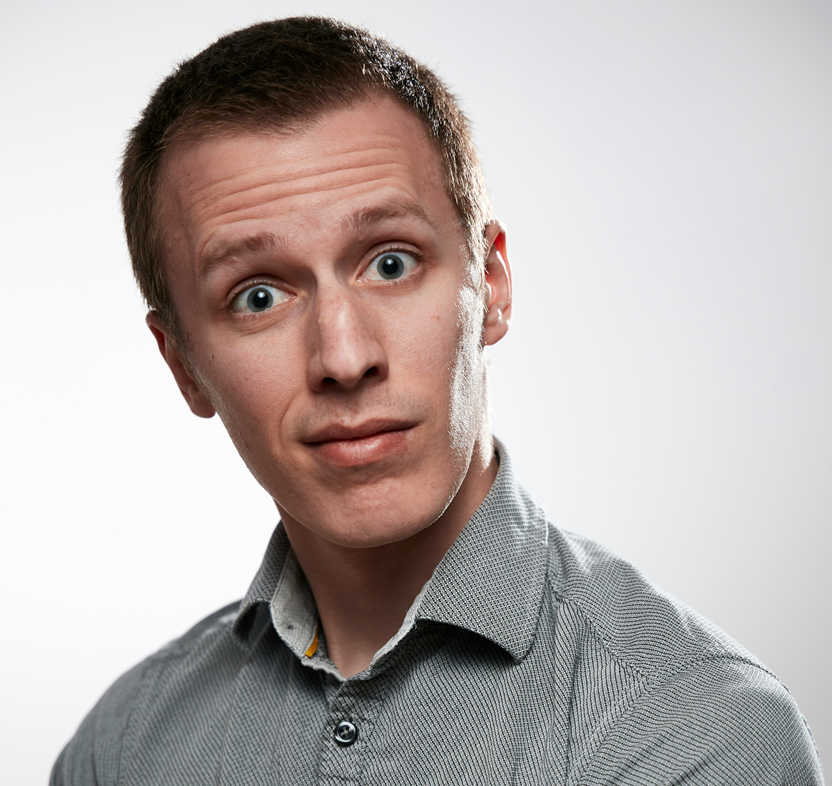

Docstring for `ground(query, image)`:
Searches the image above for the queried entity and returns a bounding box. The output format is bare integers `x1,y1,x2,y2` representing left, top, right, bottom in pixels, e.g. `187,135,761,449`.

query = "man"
53,17,822,785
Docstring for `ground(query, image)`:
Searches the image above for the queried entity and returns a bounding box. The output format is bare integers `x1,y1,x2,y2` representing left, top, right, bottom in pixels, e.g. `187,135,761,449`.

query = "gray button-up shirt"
52,445,824,784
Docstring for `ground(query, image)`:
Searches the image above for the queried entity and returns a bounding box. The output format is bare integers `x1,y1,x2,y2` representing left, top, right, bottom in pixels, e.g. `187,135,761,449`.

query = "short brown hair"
120,17,492,342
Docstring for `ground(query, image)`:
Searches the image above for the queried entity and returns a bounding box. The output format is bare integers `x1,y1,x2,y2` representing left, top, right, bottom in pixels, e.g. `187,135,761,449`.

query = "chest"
118,622,637,786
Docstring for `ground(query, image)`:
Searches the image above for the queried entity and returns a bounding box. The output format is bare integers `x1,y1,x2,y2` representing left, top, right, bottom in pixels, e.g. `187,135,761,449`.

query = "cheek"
390,299,459,384
401,315,453,370
395,284,486,425
192,334,299,448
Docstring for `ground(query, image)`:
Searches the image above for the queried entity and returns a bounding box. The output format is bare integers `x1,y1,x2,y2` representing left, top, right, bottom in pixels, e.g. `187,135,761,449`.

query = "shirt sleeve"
581,658,824,785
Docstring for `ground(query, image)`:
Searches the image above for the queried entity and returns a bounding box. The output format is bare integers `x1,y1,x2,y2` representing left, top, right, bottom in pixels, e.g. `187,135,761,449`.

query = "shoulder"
541,528,823,783
546,527,757,674
585,657,824,784
51,601,243,786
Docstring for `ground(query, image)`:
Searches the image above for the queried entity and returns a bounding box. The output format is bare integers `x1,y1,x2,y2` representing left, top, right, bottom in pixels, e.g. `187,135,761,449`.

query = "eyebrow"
341,199,438,235
197,199,437,279
198,232,285,280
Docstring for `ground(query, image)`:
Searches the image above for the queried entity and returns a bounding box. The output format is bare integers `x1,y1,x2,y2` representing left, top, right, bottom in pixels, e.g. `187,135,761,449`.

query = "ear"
146,311,215,418
481,221,513,347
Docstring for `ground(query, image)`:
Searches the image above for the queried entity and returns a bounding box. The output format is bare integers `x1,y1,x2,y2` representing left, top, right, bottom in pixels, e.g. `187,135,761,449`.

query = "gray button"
334,720,358,746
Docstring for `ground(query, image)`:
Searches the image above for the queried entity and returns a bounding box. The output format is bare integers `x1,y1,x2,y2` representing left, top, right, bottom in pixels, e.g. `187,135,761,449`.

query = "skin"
149,96,512,677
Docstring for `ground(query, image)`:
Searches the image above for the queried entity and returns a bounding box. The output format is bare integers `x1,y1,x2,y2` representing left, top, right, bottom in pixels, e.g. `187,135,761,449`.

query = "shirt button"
334,720,358,746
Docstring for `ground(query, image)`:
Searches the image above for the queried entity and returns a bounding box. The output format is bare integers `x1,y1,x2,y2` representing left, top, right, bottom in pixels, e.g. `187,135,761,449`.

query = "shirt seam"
574,656,795,786
548,573,774,685
118,609,240,782
117,645,185,783
549,580,651,684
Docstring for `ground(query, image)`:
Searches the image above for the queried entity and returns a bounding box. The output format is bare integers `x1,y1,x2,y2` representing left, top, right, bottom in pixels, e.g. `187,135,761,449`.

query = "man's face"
153,97,509,548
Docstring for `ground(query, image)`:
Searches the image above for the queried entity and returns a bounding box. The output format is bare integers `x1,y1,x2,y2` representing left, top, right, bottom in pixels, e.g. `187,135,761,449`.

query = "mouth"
304,419,416,467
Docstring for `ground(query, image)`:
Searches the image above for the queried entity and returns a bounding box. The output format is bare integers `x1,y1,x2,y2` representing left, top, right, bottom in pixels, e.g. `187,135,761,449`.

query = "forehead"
156,97,459,276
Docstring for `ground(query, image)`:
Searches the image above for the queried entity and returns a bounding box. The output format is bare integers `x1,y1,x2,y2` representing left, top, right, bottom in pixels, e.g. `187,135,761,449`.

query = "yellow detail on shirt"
305,624,319,658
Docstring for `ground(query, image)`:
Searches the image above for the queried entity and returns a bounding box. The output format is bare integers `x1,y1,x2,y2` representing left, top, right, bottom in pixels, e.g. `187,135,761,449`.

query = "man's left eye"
363,251,419,282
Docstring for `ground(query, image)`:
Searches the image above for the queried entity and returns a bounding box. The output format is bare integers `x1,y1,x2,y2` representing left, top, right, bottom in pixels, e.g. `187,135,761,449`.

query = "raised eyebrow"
343,200,438,235
197,202,433,278
198,232,286,279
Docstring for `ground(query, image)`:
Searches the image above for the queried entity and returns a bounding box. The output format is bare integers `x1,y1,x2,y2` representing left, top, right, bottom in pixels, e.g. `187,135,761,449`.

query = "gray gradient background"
1,1,829,782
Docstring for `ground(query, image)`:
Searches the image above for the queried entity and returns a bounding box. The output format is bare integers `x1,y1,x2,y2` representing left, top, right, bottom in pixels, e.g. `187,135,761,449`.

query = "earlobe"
482,221,512,347
146,311,216,419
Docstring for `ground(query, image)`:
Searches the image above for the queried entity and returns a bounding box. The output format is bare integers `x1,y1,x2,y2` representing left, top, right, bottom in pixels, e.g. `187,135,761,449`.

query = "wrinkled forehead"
156,96,450,230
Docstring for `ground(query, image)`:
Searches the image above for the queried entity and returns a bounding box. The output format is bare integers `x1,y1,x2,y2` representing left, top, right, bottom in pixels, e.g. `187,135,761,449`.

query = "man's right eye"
231,284,290,314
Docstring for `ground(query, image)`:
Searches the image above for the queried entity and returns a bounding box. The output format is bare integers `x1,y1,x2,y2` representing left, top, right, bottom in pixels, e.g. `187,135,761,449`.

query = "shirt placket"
316,679,381,785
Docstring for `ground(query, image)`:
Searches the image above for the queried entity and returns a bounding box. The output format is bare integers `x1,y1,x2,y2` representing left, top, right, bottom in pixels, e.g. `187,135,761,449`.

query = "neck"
281,441,497,678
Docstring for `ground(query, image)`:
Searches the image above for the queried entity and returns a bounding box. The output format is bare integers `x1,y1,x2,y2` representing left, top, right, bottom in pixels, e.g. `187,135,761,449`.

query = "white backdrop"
1,1,829,782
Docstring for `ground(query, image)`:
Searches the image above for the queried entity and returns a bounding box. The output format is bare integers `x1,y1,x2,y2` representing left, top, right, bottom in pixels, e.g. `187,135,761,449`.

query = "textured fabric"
52,444,824,785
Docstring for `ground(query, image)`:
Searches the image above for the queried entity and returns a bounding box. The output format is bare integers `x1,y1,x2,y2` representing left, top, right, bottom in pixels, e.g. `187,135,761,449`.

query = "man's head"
121,17,492,345
124,18,512,550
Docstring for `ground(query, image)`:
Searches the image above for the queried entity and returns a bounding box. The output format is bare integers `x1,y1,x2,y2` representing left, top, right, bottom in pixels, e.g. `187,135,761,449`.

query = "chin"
280,478,454,550
267,440,475,551
317,501,446,549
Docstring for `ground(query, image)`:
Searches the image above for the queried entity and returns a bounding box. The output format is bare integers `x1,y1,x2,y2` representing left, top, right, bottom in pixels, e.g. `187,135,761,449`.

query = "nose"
306,287,389,392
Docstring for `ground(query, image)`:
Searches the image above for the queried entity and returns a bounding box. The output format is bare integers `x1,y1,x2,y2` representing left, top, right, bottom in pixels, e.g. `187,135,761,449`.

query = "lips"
304,418,416,467
305,418,416,444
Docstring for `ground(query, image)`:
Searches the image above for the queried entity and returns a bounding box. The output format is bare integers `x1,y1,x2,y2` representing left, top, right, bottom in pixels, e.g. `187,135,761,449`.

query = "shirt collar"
414,441,549,661
232,523,317,657
233,440,549,664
